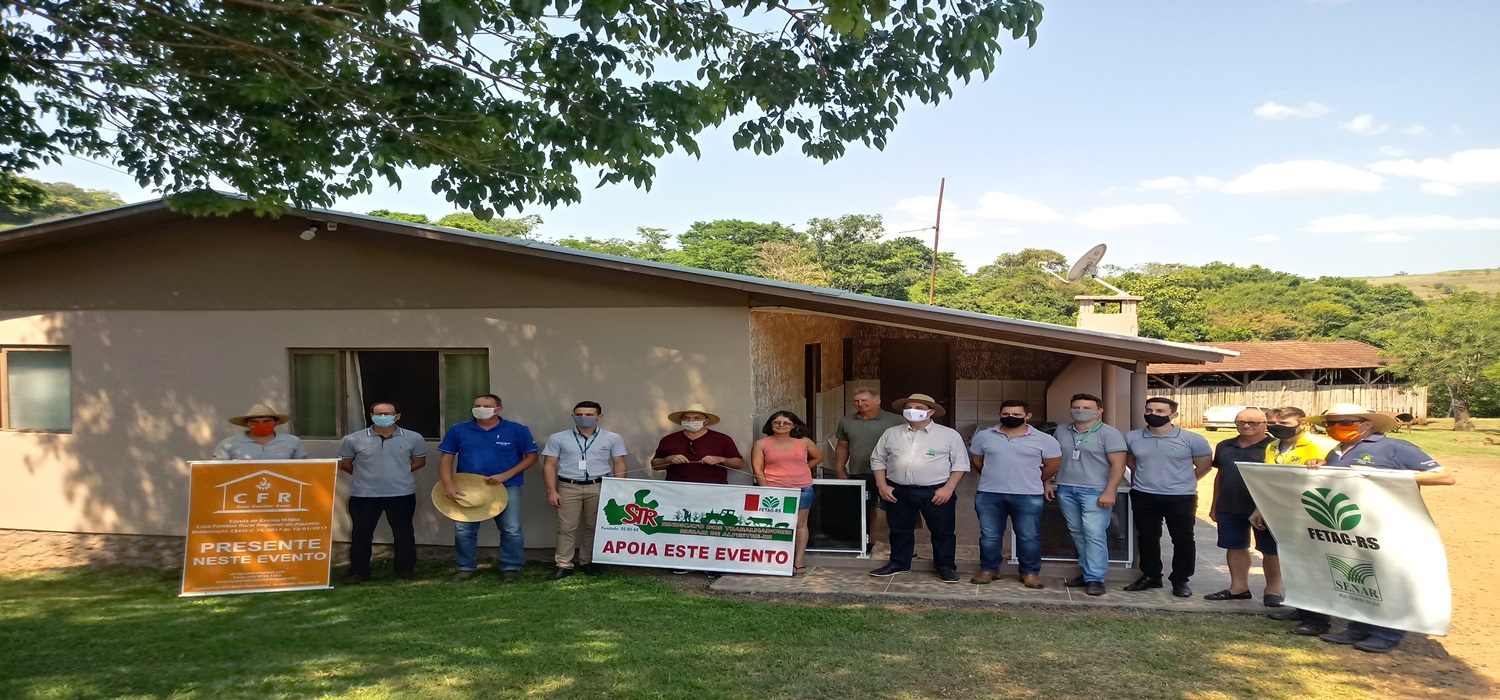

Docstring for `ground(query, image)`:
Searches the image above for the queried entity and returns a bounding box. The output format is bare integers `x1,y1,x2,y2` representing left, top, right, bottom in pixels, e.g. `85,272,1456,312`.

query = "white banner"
1239,462,1451,636
593,477,799,576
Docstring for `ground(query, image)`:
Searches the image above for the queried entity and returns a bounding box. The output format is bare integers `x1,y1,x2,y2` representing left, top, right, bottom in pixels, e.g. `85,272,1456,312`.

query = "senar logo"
1327,554,1382,601
1302,488,1361,531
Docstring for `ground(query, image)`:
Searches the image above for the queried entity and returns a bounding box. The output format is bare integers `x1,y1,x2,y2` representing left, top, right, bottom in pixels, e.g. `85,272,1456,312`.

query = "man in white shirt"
541,401,628,580
868,393,969,583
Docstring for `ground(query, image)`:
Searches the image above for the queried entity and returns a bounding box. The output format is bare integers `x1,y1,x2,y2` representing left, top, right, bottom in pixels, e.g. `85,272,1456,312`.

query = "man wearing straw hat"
213,403,308,461
868,393,969,583
1296,403,1455,654
437,394,539,583
651,402,744,579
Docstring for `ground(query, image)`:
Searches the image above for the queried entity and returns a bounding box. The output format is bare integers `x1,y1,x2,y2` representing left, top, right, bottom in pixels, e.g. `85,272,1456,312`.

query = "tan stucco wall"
1045,358,1134,431
0,307,754,548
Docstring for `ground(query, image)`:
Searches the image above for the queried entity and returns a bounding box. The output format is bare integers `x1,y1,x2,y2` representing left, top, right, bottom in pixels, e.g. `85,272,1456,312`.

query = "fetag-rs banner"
593,477,798,575
1238,462,1451,636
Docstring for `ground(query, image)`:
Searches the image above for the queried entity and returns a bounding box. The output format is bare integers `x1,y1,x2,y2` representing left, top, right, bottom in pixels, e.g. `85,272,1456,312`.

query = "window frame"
0,345,74,434
288,348,489,440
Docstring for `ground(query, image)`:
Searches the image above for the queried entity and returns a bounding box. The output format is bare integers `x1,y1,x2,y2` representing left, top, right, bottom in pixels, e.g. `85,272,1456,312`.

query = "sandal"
793,566,808,576
1203,589,1253,601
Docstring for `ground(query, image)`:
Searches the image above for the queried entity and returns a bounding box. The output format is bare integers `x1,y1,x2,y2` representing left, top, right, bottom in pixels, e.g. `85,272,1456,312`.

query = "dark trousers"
347,494,417,577
1132,491,1197,584
886,484,958,572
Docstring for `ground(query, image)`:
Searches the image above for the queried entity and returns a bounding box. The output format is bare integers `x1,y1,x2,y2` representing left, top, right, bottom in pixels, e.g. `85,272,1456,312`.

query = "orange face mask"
1327,424,1363,443
247,422,277,437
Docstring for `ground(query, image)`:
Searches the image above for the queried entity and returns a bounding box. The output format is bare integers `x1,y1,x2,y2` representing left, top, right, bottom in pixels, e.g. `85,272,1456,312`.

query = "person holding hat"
437,394,539,583
868,393,969,583
431,473,511,557
212,403,308,461
651,402,744,579
1295,403,1455,654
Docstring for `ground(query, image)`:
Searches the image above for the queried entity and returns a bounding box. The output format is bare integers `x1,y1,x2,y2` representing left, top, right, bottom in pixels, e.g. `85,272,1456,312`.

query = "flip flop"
793,566,808,576
1203,589,1253,601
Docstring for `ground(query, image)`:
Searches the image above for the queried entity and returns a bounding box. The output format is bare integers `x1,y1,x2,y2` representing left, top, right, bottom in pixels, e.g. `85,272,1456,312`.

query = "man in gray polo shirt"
1051,392,1128,597
833,387,905,550
968,400,1061,587
337,401,428,584
542,401,628,580
1124,396,1212,597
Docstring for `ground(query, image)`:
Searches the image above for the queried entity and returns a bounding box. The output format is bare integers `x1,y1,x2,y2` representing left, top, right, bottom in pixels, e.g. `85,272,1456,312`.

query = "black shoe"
1320,630,1371,645
937,569,959,583
1172,583,1192,598
1291,623,1331,636
1263,594,1285,608
580,563,605,577
395,571,418,581
547,567,574,581
704,571,722,581
1268,608,1303,621
869,563,911,577
1354,637,1401,654
502,570,521,583
342,574,368,586
1123,575,1163,592
1085,582,1106,597
1063,575,1088,588
1203,589,1251,601
670,569,691,575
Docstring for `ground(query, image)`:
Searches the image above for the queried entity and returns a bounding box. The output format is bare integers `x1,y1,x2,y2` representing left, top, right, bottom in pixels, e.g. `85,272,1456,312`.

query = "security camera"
300,225,318,241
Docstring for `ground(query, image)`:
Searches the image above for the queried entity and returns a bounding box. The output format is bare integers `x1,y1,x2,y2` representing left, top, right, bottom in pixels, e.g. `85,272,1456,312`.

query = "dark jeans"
1131,491,1197,584
347,494,417,577
886,484,957,572
975,491,1044,575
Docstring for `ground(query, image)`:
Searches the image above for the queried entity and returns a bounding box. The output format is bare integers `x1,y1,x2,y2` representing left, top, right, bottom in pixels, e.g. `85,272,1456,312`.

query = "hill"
1362,268,1500,300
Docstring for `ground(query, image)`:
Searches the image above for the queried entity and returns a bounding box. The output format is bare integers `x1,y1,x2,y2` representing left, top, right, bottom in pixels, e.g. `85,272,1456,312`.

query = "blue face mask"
371,415,397,428
573,416,599,428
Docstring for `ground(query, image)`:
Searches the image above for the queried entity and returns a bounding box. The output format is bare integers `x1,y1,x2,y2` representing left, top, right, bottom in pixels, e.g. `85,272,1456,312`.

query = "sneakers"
1020,574,1044,590
937,569,959,583
547,567,574,581
1123,575,1162,592
970,571,997,585
452,570,476,582
869,563,911,577
1085,581,1106,597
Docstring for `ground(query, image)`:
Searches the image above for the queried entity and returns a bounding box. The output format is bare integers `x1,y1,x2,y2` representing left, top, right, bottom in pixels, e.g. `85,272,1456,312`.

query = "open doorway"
878,339,953,427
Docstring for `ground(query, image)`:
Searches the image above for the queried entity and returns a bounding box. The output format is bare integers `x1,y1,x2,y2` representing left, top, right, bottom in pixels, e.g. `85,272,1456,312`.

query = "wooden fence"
1154,380,1428,427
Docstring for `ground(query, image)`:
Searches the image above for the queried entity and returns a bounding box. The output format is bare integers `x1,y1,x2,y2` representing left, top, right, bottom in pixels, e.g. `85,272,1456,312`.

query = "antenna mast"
927,177,945,305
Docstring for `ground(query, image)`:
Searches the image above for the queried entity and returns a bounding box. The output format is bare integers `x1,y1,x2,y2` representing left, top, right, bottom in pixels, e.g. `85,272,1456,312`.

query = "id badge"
579,458,590,473
1071,449,1081,460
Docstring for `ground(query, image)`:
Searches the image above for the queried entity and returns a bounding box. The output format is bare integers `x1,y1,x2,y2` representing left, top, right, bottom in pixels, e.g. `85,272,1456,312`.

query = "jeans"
975,491,1044,575
1131,491,1197,584
454,484,524,571
1057,485,1112,583
885,484,958,572
347,494,417,577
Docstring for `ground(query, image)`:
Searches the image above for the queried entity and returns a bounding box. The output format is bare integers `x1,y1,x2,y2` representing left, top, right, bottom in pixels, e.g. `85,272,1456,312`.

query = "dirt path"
1419,455,1498,684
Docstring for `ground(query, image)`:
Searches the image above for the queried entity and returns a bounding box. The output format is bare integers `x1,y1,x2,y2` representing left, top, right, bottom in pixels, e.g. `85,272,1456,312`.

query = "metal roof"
0,200,1237,364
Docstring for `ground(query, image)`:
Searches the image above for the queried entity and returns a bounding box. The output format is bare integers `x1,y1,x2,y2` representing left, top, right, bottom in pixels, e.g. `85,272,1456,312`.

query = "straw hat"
667,403,721,426
1306,403,1399,434
890,393,947,418
228,403,291,427
430,474,509,522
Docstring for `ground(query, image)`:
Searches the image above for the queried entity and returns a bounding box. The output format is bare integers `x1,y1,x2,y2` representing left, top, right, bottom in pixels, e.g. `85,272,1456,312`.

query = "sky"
30,0,1500,279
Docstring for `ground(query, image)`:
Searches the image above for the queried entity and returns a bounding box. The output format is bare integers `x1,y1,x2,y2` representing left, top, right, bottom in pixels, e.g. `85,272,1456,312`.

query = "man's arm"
833,440,851,479
609,455,627,478
410,456,426,472
969,452,985,473
869,431,896,503
1099,452,1128,508
487,452,539,485
338,458,355,474
543,455,561,507
932,468,965,506
1415,470,1456,486
1040,456,1062,483
1192,455,1213,480
439,452,461,499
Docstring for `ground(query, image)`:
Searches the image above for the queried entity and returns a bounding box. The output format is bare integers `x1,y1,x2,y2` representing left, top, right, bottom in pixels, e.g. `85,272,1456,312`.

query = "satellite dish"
1066,243,1108,282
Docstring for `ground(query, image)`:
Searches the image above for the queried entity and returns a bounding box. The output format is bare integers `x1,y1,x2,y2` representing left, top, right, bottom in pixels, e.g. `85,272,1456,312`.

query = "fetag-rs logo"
1327,554,1382,601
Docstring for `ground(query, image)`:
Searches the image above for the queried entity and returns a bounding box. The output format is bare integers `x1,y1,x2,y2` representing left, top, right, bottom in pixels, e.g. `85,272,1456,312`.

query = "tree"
365,210,432,224
434,212,542,238
3,0,1043,216
555,227,674,261
753,240,830,286
1366,292,1500,431
676,220,802,276
0,177,125,226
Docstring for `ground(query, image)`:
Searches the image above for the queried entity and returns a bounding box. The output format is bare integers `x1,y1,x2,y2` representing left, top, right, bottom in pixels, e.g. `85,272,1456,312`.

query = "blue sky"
32,0,1500,278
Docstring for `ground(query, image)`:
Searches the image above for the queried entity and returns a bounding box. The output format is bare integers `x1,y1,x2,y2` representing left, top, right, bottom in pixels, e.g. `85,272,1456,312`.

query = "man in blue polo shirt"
1297,404,1456,654
1124,396,1213,598
968,400,1061,588
438,393,539,582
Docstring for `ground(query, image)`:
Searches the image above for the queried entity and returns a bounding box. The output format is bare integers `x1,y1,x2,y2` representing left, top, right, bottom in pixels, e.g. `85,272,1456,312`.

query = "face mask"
1327,424,1364,443
1143,414,1173,428
371,415,397,428
999,416,1026,429
1070,409,1099,423
681,420,705,432
472,407,497,420
573,416,599,428
1267,424,1299,440
903,408,931,423
247,423,277,437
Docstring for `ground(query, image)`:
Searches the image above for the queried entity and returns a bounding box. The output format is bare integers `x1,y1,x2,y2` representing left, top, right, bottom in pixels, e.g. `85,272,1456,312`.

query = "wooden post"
928,177,945,305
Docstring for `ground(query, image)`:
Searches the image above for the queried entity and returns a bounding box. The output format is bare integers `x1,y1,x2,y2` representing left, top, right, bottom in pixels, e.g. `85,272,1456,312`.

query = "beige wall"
0,307,754,548
1045,358,1134,431
748,311,852,447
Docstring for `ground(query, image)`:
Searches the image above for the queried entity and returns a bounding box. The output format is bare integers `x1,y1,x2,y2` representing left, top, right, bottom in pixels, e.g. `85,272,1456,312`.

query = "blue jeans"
454,485,524,571
1057,485,1111,583
975,491,1044,575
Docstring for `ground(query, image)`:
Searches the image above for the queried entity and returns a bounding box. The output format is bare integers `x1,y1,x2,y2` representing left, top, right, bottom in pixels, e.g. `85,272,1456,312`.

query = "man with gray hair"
834,387,905,550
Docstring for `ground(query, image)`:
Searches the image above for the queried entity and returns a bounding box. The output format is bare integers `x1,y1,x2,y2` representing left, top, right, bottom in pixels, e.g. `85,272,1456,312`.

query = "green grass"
0,566,1390,700
1361,268,1500,299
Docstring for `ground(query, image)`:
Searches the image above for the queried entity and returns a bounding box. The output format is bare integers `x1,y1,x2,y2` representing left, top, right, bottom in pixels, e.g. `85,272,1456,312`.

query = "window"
290,349,489,439
1,347,72,432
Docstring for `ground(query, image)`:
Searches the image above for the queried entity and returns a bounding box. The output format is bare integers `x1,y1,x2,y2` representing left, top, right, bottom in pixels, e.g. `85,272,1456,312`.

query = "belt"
892,482,945,489
557,476,603,485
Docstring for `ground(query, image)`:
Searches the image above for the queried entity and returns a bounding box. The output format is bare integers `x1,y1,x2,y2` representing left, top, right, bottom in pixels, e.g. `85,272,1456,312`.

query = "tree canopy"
1364,292,1500,430
0,177,124,227
2,0,1042,216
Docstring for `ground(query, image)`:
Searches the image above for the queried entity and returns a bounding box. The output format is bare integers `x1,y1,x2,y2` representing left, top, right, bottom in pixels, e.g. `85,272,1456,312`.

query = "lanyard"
1072,421,1104,448
573,429,600,459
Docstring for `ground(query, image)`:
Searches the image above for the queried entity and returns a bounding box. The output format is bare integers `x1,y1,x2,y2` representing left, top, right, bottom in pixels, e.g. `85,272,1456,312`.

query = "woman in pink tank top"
751,411,825,575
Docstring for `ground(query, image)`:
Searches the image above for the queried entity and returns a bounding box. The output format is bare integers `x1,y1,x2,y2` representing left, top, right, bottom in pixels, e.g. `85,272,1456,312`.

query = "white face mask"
681,420,705,432
471,407,497,420
902,408,931,423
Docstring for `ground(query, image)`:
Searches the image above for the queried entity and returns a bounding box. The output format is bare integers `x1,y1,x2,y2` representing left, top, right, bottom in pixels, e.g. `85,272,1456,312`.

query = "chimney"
1076,294,1144,336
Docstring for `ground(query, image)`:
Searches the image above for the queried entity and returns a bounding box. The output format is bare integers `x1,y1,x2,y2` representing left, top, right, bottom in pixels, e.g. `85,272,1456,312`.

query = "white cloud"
1074,203,1188,230
1138,175,1224,194
1368,148,1500,195
1220,160,1384,194
1340,114,1389,136
887,192,1060,241
1376,146,1407,158
1305,214,1500,234
1368,233,1413,243
1249,234,1282,242
1253,101,1332,120
974,192,1064,222
1398,124,1430,137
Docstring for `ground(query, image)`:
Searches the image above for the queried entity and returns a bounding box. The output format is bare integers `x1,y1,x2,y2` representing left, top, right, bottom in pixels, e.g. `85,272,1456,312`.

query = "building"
0,201,1233,566
1147,340,1426,427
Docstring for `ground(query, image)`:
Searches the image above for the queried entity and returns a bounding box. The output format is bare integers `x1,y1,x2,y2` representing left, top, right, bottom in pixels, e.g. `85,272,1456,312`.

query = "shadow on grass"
0,565,1490,700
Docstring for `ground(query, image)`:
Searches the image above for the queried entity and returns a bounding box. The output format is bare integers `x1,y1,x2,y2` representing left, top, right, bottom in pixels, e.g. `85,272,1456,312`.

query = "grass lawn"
0,566,1396,700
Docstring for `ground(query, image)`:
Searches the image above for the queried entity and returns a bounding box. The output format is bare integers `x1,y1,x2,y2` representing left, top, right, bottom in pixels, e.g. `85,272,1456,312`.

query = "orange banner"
181,460,339,596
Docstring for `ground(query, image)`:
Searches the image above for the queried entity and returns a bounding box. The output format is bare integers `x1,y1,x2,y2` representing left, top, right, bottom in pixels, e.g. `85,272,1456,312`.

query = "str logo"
1327,554,1382,601
215,470,312,514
